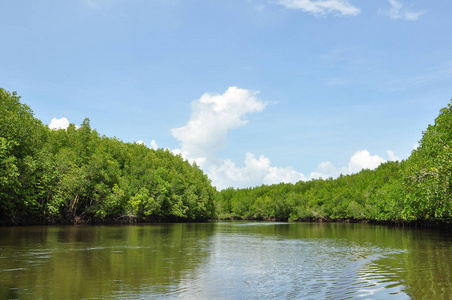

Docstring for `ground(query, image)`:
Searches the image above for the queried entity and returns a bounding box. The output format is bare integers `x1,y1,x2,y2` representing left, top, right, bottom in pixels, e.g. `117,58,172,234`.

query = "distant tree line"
217,100,452,225
1,88,451,225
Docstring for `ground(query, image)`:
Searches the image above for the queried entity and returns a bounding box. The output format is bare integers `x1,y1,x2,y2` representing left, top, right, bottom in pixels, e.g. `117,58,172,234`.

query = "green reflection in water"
0,224,216,299
0,223,451,299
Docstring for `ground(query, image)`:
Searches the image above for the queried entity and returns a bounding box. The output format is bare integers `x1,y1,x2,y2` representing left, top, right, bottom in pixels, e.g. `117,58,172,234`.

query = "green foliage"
0,88,216,224
218,162,403,222
402,100,452,222
0,89,48,222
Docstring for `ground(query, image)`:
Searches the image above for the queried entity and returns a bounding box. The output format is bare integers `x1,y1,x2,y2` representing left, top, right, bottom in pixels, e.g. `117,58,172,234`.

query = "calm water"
0,222,451,299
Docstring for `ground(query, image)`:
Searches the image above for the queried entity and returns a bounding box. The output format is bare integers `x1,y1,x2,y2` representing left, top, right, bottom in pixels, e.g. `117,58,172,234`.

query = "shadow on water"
0,222,451,299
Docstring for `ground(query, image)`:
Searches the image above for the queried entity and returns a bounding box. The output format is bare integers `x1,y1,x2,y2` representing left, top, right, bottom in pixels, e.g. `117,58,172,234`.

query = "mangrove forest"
1,88,451,226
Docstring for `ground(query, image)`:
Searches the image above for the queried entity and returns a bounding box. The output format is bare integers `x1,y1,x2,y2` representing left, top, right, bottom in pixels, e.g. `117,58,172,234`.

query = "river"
1,222,451,299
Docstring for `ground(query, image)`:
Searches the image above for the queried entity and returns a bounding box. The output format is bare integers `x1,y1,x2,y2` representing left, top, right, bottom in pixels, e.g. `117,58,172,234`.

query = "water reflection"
170,231,406,299
0,222,451,299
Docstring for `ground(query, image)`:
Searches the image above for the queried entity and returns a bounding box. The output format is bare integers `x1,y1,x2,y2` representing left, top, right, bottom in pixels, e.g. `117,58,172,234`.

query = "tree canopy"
402,102,452,222
0,88,216,225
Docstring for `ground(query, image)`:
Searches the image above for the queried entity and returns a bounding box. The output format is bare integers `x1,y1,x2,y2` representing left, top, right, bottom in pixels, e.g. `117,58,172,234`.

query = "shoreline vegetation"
1,88,452,228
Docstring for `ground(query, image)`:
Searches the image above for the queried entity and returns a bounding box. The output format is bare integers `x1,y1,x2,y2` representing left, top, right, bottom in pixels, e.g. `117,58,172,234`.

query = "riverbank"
3,214,451,229
0,214,211,226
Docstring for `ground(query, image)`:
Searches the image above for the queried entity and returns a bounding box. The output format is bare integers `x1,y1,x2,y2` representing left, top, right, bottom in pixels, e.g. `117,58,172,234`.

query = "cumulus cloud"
171,87,306,189
382,0,426,21
386,150,400,161
172,86,268,167
208,153,306,190
277,0,361,16
310,150,387,179
49,117,70,130
309,161,341,179
150,139,159,150
135,139,159,150
348,150,386,173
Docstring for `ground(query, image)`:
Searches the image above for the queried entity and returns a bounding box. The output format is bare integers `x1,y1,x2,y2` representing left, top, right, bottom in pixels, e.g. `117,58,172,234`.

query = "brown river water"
0,222,451,299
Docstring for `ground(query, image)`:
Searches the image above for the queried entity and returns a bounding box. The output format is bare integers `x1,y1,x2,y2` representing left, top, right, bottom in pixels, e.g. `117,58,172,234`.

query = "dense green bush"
217,161,403,222
402,101,452,222
0,88,216,224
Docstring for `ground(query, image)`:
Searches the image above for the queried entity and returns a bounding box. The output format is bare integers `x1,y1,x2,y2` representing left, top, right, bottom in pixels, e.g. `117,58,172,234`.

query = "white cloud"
208,153,306,190
310,150,387,179
386,150,400,161
172,86,268,167
382,0,426,21
309,161,341,179
277,0,360,16
265,165,306,185
150,139,159,150
171,87,307,189
135,139,159,150
49,117,70,130
348,150,386,173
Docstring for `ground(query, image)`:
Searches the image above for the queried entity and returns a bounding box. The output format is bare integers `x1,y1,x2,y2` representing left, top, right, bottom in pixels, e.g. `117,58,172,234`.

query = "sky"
1,0,451,190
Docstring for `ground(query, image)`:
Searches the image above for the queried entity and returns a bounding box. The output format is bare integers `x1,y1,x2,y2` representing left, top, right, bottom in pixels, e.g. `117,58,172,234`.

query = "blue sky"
1,0,451,189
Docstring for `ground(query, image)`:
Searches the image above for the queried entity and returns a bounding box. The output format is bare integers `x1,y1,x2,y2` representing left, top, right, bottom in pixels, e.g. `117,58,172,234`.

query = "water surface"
1,222,451,299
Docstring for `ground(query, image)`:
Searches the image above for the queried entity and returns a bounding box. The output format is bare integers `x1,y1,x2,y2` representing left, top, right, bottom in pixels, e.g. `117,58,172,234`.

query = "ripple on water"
0,268,27,272
164,234,410,299
0,224,420,299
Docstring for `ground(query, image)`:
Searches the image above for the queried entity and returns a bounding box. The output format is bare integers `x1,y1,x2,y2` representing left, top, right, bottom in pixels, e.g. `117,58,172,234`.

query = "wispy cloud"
320,46,374,87
277,0,360,16
385,61,452,91
381,0,426,21
83,0,101,8
247,0,267,12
